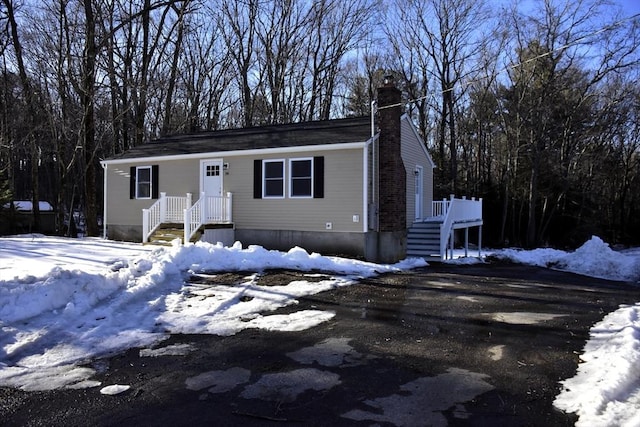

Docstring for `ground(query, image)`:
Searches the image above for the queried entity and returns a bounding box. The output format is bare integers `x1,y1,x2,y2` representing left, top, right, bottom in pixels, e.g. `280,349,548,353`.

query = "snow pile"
0,235,425,391
492,236,640,427
554,303,640,427
3,234,640,427
493,236,640,282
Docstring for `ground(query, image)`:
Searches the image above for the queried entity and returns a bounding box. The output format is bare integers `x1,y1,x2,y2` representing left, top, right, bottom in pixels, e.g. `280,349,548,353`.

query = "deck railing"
204,192,233,223
142,196,163,243
431,199,450,217
143,192,232,243
434,195,483,259
184,194,203,243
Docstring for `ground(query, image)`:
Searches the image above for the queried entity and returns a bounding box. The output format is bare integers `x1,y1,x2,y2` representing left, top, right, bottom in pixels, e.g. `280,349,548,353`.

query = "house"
100,79,482,262
1,200,57,235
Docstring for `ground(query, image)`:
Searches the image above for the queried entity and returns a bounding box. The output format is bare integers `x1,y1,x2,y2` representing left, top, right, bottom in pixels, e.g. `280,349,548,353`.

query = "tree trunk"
4,0,41,231
161,2,188,135
82,0,99,237
526,133,539,247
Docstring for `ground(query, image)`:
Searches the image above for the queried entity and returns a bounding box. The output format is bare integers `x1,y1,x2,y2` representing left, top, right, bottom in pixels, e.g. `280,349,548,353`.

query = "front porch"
142,192,233,245
408,195,483,260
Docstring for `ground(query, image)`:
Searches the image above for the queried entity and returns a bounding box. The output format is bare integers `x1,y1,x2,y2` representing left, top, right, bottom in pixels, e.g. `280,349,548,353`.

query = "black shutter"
129,166,136,199
313,156,324,198
151,165,159,199
253,159,262,199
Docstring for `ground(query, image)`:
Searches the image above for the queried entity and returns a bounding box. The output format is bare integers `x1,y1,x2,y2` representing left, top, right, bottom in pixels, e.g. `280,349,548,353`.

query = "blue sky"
618,0,640,16
507,0,640,18
618,0,640,15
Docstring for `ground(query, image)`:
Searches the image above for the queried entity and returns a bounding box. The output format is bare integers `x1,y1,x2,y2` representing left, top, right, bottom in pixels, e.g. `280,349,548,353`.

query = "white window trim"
262,159,285,199
136,165,152,199
289,157,314,199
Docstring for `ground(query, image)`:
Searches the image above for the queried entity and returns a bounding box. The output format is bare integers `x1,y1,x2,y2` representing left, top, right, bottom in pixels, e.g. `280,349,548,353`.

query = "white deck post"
200,192,207,224
449,229,454,259
183,208,190,244
464,228,469,257
142,209,149,243
159,192,167,223
227,192,233,222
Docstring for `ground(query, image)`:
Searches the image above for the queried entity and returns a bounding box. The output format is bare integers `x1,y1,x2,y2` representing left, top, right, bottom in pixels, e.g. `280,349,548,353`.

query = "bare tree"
3,0,43,230
218,0,259,127
254,0,308,124
501,0,640,246
303,0,373,121
389,0,492,195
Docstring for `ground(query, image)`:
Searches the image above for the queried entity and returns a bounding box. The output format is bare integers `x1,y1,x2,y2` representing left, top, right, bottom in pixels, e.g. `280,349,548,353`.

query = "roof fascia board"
101,140,368,166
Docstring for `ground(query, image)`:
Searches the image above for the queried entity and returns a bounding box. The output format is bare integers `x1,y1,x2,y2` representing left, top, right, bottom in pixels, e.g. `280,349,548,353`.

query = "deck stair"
407,195,484,260
146,224,203,246
142,192,232,245
407,221,443,258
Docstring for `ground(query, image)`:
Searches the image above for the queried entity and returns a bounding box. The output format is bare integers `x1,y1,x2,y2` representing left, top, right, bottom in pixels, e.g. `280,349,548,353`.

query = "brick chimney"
377,75,406,233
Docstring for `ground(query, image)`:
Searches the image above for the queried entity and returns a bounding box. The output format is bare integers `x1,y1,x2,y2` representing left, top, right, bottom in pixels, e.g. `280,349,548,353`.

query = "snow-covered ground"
0,235,424,393
490,236,640,427
1,234,639,426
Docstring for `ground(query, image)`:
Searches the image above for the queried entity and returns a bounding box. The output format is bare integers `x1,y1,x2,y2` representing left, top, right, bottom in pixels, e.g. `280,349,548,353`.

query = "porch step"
145,225,203,246
407,221,442,258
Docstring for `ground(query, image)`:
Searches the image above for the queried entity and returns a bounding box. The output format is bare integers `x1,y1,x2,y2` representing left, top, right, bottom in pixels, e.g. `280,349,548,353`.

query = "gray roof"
107,116,372,160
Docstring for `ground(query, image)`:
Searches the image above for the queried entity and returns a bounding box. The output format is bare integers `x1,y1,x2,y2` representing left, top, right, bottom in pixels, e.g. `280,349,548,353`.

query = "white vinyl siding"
401,117,434,226
107,159,200,226
233,149,363,232
104,146,365,234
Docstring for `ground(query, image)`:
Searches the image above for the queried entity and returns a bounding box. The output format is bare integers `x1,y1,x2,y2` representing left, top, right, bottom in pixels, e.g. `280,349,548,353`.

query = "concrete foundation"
364,230,407,264
235,229,367,258
202,225,235,247
107,225,407,264
106,224,143,242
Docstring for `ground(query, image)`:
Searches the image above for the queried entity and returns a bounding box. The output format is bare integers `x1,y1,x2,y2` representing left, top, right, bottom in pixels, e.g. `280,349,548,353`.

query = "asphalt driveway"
2,261,640,426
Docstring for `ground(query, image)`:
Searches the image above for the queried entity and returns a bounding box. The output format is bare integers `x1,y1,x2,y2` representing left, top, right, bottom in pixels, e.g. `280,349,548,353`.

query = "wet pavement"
2,262,640,426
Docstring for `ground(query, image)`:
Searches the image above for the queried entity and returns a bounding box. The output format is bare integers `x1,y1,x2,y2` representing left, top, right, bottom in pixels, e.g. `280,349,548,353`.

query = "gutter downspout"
101,162,107,239
370,100,378,232
363,139,369,233
363,101,377,233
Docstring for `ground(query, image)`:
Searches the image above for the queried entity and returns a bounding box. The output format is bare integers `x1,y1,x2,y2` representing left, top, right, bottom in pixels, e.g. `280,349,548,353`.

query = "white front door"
415,166,423,220
201,159,223,198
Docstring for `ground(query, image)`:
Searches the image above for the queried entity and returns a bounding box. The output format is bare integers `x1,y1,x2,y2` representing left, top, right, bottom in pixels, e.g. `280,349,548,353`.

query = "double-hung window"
263,159,285,198
290,158,313,198
130,165,159,200
253,157,323,199
136,166,152,199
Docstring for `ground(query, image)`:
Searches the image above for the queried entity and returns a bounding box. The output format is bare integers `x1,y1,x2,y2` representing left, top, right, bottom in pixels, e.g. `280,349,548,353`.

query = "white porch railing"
165,195,190,223
184,194,204,244
203,192,233,223
432,199,450,218
183,192,233,243
142,192,166,243
143,192,232,244
435,195,483,259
